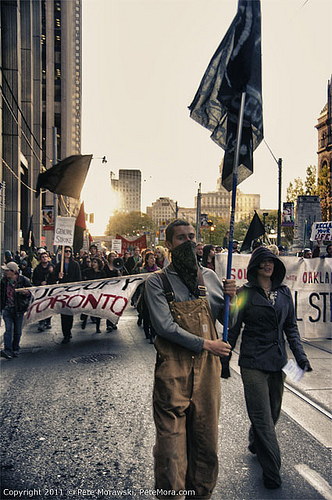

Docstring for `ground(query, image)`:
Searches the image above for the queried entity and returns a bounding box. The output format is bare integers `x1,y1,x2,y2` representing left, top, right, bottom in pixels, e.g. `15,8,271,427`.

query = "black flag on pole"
35,155,92,199
23,215,36,252
240,211,265,252
189,0,263,191
73,202,87,254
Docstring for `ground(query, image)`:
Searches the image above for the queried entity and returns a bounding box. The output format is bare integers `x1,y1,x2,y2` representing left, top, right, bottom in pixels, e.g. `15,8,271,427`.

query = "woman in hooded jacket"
224,246,312,490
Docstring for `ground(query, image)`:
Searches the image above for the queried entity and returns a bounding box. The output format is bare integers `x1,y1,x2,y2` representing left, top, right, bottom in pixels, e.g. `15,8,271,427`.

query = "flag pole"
223,91,246,341
196,183,202,242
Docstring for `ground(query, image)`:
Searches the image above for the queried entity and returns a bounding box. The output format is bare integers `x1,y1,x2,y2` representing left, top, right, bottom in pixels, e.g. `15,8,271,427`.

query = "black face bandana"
171,240,199,296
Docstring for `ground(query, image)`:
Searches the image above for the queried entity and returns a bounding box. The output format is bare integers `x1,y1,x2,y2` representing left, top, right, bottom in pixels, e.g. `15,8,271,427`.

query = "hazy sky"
81,0,332,235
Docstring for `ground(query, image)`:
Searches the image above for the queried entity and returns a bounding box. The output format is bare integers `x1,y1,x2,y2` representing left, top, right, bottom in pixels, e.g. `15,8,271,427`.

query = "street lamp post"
263,212,268,233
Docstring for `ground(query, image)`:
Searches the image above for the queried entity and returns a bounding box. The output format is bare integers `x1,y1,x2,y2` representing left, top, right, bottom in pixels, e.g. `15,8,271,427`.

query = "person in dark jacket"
202,244,216,271
81,257,105,333
1,261,32,359
32,250,56,331
55,246,82,344
224,246,312,490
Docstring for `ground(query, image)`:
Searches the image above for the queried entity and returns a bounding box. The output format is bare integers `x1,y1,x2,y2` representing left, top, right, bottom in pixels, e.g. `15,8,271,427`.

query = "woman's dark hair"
144,251,155,266
165,219,190,243
91,257,103,270
202,245,215,268
107,251,117,263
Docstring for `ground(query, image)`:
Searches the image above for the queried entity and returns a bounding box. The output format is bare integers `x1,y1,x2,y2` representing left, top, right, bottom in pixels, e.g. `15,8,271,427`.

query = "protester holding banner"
55,246,82,344
145,219,237,499
225,246,312,490
1,262,32,359
81,257,105,333
32,249,56,331
136,251,158,343
126,246,143,275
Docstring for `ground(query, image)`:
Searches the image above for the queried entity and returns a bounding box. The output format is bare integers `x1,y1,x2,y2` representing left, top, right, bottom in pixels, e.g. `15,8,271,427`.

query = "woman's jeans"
240,367,285,485
3,307,24,352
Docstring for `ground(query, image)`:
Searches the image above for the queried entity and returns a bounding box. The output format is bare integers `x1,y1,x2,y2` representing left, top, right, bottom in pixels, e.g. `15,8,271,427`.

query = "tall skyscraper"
0,0,82,257
111,170,142,213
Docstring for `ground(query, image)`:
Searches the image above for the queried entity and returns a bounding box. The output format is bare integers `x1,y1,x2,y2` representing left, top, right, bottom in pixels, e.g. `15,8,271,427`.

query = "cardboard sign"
310,221,332,241
54,217,76,246
112,239,122,254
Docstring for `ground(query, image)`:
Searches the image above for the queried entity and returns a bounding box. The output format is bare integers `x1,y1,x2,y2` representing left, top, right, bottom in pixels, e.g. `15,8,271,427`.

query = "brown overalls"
153,273,221,500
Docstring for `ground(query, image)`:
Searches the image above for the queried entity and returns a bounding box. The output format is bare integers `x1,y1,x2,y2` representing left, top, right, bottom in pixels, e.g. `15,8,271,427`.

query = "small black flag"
240,211,265,252
23,215,35,252
189,0,263,191
36,155,92,199
73,202,87,254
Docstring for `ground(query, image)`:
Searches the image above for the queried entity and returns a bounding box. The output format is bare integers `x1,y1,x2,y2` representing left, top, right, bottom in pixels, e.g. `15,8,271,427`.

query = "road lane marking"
295,464,332,500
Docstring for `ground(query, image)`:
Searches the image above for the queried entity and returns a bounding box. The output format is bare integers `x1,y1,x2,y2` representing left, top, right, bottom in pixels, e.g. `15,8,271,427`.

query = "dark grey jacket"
228,247,308,371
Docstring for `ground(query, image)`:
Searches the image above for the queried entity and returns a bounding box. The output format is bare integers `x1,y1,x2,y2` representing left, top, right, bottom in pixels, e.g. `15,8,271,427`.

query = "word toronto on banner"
24,275,147,327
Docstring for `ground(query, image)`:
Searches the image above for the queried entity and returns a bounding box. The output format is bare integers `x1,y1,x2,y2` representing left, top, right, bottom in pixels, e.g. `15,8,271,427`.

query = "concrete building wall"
0,0,82,257
293,195,322,251
1,1,22,255
111,170,142,213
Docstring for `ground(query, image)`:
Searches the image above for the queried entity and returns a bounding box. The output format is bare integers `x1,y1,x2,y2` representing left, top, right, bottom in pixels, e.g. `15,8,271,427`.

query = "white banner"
310,221,332,241
54,217,76,246
216,254,332,339
24,275,147,326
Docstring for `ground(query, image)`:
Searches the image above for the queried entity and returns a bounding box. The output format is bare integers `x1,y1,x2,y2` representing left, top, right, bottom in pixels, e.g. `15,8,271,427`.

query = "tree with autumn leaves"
286,165,331,221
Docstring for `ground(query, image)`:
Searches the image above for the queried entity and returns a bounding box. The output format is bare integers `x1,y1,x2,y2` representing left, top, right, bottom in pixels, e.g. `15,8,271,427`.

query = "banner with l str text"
216,253,332,339
23,275,148,326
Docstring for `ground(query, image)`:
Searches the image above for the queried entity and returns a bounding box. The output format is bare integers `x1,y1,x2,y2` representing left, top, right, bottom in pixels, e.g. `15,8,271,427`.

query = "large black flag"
240,211,265,252
35,155,92,199
189,0,263,191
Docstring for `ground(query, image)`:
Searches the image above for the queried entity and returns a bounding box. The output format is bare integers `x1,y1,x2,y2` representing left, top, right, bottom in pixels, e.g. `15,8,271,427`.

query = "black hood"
247,246,286,288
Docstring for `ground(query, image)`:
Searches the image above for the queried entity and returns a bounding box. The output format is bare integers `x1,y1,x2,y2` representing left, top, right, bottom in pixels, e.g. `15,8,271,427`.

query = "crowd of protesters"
2,219,329,495
1,234,331,359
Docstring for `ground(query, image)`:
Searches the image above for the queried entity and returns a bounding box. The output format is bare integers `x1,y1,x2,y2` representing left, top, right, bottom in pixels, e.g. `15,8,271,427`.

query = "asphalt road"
1,310,331,500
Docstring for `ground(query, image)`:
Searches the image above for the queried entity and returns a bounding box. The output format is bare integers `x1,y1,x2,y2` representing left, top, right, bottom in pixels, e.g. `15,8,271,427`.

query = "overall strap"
197,268,207,297
159,268,207,302
159,271,174,304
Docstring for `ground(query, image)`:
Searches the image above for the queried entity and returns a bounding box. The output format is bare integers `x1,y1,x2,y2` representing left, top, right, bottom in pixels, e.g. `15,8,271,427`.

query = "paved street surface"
1,309,332,500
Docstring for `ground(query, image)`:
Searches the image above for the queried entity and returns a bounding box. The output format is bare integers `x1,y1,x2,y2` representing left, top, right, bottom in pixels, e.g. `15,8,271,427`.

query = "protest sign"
54,217,76,246
24,275,147,326
216,253,332,339
310,221,332,241
112,239,122,254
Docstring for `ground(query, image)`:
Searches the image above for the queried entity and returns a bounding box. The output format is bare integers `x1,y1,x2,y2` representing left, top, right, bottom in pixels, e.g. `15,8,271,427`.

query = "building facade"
315,76,332,220
111,169,141,213
0,0,82,259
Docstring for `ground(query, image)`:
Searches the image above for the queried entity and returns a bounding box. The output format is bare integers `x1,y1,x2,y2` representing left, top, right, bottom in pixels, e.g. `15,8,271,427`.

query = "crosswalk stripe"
295,464,332,500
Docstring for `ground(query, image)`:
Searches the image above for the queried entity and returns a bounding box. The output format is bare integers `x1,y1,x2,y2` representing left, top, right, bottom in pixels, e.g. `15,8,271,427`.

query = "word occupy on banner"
24,275,147,326
216,254,332,339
